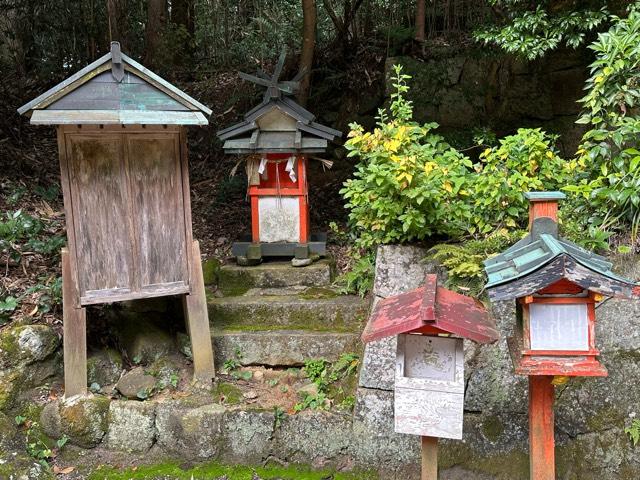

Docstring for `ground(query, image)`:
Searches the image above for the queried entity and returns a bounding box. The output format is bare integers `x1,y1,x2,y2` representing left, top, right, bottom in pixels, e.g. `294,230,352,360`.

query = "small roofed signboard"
362,275,498,479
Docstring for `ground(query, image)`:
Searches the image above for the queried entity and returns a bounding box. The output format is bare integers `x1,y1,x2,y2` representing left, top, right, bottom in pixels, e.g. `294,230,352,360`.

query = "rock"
0,412,17,449
87,349,123,387
147,356,181,390
242,390,258,400
114,316,176,365
0,324,59,369
202,257,222,285
353,387,395,436
115,367,157,400
155,401,226,460
236,256,260,267
0,354,61,411
373,245,444,298
208,292,368,331
176,332,192,360
105,400,156,452
49,396,110,448
0,451,54,480
358,335,396,391
291,258,312,267
296,382,319,398
213,331,359,367
217,260,334,295
252,370,264,382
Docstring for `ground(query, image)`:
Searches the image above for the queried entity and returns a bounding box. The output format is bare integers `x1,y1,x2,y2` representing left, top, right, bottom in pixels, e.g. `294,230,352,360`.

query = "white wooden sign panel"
258,196,300,243
394,335,465,439
529,303,588,351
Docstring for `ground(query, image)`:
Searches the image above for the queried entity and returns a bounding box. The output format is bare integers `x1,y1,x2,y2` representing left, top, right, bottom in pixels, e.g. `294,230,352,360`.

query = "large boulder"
0,324,59,369
87,348,123,387
105,401,156,452
115,367,157,400
41,396,110,448
113,315,176,365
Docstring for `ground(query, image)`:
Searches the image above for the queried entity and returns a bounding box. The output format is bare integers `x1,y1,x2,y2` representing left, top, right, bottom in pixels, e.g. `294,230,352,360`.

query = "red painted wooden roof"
362,275,499,344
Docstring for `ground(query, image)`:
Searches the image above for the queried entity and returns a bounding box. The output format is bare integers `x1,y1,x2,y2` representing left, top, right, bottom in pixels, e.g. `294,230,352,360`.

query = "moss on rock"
58,396,110,448
202,258,222,286
212,382,243,405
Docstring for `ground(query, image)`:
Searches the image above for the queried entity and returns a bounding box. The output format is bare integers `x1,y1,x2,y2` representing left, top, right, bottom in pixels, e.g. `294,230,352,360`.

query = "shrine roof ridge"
18,42,212,125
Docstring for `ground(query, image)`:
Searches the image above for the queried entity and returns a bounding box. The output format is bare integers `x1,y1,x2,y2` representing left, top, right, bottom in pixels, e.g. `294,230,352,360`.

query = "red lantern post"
484,192,638,479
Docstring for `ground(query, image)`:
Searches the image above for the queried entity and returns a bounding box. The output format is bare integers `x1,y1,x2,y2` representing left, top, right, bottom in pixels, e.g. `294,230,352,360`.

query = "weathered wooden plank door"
66,134,134,304
127,133,189,296
65,128,190,305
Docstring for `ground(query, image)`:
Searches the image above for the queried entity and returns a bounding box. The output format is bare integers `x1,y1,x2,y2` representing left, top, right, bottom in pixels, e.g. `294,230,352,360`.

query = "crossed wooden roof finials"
217,50,341,154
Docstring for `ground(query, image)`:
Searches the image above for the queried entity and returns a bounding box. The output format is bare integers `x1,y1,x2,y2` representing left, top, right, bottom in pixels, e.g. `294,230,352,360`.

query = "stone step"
212,330,360,367
217,259,334,295
208,288,369,332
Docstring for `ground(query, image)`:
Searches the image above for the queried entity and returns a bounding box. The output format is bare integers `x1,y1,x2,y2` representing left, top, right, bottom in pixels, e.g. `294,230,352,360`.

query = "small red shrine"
362,274,499,479
484,191,638,480
217,51,341,264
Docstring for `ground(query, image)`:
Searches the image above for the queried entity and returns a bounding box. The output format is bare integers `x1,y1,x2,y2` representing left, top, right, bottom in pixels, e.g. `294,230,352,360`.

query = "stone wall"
387,47,591,155
357,245,640,479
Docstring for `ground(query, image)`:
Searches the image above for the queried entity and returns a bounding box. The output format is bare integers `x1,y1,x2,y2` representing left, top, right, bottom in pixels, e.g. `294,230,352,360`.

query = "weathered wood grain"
529,376,555,480
62,248,87,397
421,436,438,480
395,335,465,439
183,240,216,383
127,133,189,294
66,133,134,302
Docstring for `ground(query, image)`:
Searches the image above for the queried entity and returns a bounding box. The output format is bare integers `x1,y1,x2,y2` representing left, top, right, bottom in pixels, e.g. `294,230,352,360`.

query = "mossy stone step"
216,260,334,296
207,289,368,332
212,330,360,367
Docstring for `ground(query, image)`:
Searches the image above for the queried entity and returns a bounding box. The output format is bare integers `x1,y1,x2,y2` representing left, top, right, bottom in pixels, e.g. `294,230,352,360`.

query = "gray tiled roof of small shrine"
483,224,631,289
217,51,341,153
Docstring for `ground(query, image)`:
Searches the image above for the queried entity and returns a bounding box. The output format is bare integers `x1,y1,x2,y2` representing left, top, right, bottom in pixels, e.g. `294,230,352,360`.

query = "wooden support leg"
61,248,87,397
529,376,555,480
183,240,216,383
421,436,438,480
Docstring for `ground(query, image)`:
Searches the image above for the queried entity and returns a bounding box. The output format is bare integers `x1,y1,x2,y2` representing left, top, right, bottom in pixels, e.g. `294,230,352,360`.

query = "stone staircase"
207,259,369,367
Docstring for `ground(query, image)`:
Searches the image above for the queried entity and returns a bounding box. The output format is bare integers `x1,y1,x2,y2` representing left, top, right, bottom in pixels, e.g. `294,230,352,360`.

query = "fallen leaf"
53,465,75,474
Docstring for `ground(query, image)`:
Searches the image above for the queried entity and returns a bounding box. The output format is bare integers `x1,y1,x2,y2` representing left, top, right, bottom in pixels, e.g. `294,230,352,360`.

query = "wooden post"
421,436,438,480
529,376,555,480
183,240,216,383
61,248,87,397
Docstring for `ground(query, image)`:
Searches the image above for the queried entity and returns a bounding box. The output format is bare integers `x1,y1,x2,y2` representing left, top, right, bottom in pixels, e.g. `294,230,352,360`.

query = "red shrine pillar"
529,376,555,480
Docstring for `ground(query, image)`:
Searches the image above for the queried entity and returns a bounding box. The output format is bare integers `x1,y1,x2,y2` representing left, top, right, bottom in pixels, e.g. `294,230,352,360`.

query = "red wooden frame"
248,153,309,244
509,280,606,377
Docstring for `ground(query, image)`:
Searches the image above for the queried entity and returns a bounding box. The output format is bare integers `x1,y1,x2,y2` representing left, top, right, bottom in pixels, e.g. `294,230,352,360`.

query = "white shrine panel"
529,303,589,351
258,196,300,243
394,335,465,439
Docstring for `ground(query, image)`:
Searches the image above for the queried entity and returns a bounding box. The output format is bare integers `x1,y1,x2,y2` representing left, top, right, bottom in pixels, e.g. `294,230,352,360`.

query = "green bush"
472,128,571,234
340,65,474,249
566,5,640,241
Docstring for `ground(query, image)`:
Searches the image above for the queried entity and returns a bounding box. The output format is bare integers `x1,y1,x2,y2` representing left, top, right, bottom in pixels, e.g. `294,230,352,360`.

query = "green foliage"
430,230,526,296
475,1,609,60
340,65,474,249
566,5,640,243
472,128,570,234
626,419,640,446
295,354,360,412
334,251,375,297
273,406,285,430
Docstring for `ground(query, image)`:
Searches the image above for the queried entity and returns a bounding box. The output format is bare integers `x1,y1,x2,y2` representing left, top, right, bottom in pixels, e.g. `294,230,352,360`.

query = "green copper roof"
524,191,566,201
484,216,637,299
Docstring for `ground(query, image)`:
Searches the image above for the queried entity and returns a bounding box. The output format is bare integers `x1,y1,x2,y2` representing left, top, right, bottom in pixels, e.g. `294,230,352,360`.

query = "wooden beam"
529,376,555,480
62,248,87,397
421,436,438,480
183,240,216,383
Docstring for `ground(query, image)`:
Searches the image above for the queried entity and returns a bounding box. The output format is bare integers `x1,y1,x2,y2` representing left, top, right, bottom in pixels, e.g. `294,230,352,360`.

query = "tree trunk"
415,0,426,42
106,0,120,44
144,0,167,67
298,0,316,107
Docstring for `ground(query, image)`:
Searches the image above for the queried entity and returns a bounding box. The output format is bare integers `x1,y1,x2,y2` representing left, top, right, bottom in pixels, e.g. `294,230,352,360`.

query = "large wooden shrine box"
18,42,216,396
59,125,192,304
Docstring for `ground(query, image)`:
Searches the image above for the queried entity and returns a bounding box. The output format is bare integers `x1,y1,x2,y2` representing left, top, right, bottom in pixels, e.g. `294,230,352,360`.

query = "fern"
626,419,640,446
429,230,526,296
